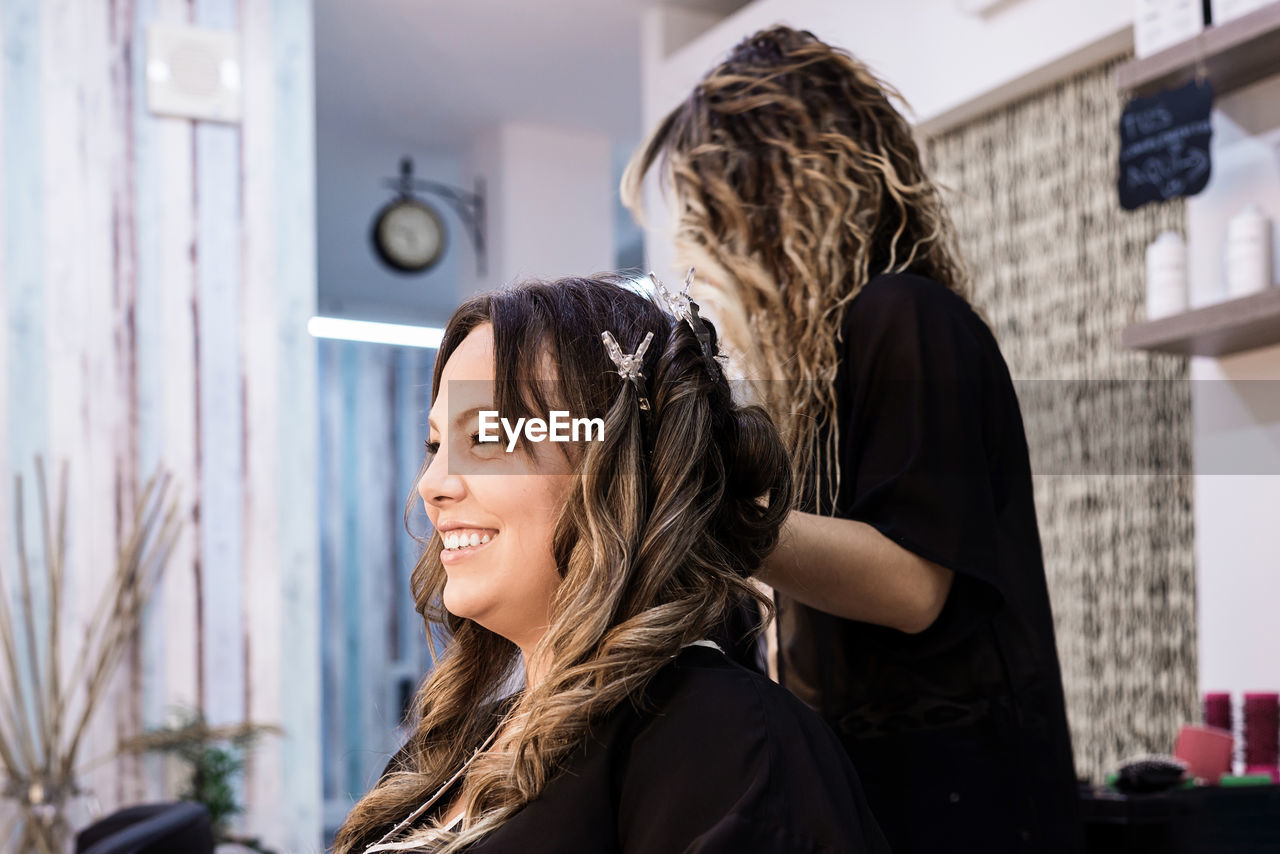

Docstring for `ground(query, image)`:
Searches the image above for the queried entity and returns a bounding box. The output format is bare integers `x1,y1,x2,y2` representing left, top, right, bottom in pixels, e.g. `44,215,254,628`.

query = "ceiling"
315,0,749,150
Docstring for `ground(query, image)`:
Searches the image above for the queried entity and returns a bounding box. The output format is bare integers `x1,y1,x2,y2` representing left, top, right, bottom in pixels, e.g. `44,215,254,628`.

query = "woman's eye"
424,434,494,457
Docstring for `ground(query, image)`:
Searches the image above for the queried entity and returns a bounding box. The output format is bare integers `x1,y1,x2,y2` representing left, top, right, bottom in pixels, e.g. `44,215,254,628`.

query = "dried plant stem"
0,484,39,774
62,473,180,781
0,692,24,793
15,473,51,767
0,809,15,851
1,460,182,853
0,663,27,782
72,472,161,699
36,460,67,778
24,822,56,854
0,579,31,777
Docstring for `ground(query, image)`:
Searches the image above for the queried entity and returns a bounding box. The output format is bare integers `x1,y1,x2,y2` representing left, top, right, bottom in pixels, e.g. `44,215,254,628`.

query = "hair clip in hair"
650,268,720,376
650,269,696,327
601,330,654,411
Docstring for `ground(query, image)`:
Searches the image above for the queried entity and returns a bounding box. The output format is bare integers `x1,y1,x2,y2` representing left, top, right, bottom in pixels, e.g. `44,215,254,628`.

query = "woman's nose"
417,452,464,507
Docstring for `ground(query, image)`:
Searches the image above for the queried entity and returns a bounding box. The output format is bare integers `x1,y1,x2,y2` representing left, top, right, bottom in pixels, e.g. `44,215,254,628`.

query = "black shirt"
774,272,1080,853
374,645,890,853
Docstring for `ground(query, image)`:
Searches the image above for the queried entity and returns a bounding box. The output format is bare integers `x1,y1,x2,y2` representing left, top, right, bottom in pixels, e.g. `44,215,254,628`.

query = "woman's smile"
440,528,499,563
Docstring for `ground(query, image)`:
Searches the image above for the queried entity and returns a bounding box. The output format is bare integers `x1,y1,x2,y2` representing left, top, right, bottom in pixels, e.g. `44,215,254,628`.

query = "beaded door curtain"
924,58,1195,781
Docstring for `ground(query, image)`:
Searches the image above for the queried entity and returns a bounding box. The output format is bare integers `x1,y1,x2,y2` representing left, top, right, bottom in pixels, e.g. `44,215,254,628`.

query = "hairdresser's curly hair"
623,25,969,510
331,276,792,853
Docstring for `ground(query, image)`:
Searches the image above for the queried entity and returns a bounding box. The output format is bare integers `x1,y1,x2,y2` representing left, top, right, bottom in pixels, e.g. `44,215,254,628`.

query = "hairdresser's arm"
756,510,954,635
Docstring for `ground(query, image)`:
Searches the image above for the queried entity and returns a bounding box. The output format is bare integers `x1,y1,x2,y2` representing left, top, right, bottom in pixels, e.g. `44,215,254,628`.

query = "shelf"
1122,287,1280,357
1116,2,1280,97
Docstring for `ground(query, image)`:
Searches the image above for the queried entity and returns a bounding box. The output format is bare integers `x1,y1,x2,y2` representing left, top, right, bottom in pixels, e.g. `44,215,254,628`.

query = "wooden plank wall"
0,0,320,849
317,339,434,840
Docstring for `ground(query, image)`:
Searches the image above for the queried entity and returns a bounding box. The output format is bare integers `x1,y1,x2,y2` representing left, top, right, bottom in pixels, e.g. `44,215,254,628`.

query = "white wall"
464,122,616,297
647,0,1133,127
316,134,468,327
1188,73,1280,710
639,0,1280,713
317,126,617,323
1193,346,1280,701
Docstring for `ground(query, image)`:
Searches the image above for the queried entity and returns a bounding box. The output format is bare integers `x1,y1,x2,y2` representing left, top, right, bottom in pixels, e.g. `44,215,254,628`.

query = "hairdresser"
625,25,1081,854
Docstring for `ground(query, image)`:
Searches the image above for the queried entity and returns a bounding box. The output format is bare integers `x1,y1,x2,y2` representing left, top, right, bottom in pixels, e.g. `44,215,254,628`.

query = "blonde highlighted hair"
623,25,969,510
332,276,792,853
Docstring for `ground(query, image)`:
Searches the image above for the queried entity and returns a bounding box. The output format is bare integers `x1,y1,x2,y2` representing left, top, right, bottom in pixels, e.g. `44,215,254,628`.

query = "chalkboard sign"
1118,79,1213,211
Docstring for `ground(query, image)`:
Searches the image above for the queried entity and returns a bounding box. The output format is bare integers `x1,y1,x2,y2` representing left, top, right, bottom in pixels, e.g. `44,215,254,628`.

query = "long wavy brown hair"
331,276,792,853
623,25,969,510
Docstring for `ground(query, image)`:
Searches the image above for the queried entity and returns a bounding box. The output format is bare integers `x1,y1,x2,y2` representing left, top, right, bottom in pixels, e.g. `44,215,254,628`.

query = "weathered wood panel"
239,0,286,843
0,0,320,849
41,0,131,811
270,1,322,847
193,0,246,737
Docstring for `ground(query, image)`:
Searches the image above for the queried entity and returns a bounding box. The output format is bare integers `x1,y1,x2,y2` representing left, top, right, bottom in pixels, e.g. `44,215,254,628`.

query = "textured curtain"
317,339,436,839
924,58,1196,781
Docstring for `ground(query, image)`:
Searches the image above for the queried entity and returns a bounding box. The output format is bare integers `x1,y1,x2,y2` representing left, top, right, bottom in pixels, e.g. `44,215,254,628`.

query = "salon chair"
75,802,214,854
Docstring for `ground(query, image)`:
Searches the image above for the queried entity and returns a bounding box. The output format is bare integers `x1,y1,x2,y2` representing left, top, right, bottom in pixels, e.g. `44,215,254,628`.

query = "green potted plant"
118,710,282,853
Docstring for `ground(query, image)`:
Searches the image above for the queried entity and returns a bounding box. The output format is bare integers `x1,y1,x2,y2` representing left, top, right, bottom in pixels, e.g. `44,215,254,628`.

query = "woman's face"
417,324,573,652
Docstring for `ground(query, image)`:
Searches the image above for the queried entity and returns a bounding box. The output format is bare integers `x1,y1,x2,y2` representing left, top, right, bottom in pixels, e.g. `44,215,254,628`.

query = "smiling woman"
330,275,890,854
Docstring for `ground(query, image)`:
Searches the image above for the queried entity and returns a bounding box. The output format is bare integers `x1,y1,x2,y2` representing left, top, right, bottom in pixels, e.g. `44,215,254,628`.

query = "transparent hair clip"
650,268,724,375
601,330,654,411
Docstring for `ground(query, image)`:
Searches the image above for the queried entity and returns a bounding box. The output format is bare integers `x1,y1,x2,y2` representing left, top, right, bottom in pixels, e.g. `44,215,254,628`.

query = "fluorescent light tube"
307,316,444,349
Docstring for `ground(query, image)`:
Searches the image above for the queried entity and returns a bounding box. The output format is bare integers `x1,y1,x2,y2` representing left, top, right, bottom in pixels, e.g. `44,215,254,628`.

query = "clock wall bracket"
375,156,487,276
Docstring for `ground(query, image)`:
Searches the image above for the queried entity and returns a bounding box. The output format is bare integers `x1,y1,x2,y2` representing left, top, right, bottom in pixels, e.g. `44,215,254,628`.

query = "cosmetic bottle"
1226,204,1273,299
1146,231,1188,319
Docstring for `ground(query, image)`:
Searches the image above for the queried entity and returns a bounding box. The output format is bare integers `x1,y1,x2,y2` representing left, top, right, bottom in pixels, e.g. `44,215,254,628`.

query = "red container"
1204,692,1231,731
1175,724,1234,783
1242,692,1279,781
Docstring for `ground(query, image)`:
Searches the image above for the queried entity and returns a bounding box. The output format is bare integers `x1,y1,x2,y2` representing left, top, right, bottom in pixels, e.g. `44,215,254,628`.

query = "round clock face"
373,199,445,273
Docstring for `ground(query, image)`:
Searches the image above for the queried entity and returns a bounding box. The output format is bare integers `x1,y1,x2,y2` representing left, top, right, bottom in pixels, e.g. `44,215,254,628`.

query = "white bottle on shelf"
1133,0,1206,59
1225,204,1273,299
1211,0,1274,25
1146,231,1189,320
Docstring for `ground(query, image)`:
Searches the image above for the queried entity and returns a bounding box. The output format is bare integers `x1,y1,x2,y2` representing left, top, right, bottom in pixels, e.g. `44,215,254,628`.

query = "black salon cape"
768,273,1081,854
374,645,890,853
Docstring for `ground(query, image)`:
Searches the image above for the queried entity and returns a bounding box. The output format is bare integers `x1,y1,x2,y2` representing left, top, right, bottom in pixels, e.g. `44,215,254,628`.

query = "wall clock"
372,196,446,274
371,157,487,276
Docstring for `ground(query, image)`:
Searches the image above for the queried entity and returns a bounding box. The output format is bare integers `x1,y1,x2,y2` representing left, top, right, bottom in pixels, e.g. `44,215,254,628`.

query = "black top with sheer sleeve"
369,645,890,853
771,272,1081,853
